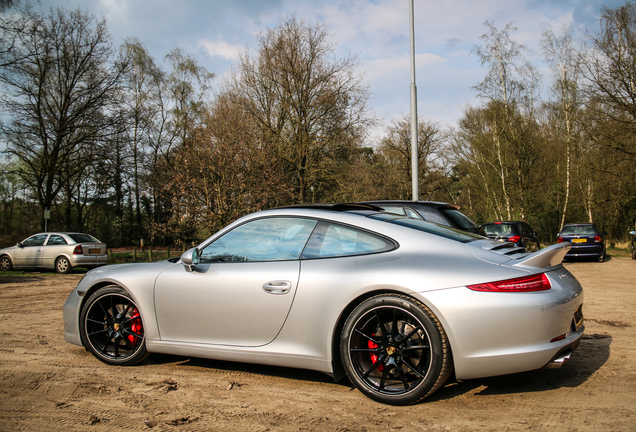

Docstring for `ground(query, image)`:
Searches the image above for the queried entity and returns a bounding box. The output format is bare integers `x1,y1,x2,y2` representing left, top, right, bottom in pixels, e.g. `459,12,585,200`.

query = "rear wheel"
0,255,12,271
80,286,148,366
55,256,72,273
340,294,452,405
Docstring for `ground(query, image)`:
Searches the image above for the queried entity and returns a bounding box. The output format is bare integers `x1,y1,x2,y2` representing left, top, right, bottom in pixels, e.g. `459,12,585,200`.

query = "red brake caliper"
368,335,384,371
128,309,142,346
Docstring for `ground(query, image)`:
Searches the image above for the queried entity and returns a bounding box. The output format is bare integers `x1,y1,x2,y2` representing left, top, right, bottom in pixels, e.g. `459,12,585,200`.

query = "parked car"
630,229,635,260
0,232,107,273
481,221,541,252
360,200,486,236
557,223,607,262
64,203,583,405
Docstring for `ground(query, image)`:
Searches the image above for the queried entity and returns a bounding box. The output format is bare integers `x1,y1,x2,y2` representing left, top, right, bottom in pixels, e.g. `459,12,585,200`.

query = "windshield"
369,213,482,243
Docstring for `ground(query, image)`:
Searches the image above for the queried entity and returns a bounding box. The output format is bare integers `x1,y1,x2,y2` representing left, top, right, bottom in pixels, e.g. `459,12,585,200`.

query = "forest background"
1,1,635,248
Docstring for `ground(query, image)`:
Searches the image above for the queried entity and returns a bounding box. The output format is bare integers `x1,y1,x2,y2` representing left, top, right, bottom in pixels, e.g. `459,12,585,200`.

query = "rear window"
369,213,482,243
483,224,515,236
68,233,100,243
561,225,596,236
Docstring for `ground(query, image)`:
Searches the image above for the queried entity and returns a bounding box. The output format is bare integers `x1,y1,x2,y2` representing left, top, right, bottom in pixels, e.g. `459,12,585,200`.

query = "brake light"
508,235,521,243
468,273,551,292
73,245,83,255
594,235,601,243
557,237,564,243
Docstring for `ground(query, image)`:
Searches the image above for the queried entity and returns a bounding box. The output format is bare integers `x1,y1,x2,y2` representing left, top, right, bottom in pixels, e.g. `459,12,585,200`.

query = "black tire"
55,256,72,274
340,294,452,405
631,243,635,260
598,249,606,263
80,286,149,366
0,255,13,272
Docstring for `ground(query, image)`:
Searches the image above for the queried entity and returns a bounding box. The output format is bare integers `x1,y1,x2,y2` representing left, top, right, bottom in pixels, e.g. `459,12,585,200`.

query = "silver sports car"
63,204,584,405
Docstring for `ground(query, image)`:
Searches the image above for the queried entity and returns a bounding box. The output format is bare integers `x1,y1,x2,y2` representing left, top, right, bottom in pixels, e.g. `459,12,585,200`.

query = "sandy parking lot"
0,258,634,431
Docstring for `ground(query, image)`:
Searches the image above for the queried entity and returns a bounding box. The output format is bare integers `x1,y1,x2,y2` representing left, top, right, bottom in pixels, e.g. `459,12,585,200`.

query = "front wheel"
340,294,452,405
80,286,148,366
0,255,13,271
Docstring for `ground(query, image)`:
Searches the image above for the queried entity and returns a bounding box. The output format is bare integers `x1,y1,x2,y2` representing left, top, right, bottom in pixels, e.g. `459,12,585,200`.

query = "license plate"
572,238,586,243
574,305,584,331
89,248,100,254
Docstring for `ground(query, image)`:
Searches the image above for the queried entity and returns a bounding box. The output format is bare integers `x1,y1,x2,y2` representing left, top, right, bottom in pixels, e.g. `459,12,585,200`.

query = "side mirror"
630,231,635,236
180,247,200,272
16,242,23,248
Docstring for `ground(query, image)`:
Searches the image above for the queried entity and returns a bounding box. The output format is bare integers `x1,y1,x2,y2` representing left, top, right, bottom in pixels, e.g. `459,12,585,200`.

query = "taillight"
468,273,551,292
508,235,521,243
557,237,564,243
594,235,601,243
73,245,83,255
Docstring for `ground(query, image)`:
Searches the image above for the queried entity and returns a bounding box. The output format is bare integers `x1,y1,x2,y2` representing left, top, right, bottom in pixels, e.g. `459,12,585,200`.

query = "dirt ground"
0,258,634,432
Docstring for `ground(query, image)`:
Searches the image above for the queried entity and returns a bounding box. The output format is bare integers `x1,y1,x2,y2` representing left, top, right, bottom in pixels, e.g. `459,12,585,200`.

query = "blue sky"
42,0,626,141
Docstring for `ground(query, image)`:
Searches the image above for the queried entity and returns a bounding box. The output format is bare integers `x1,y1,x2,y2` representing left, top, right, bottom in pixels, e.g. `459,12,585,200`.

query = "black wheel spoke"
379,365,390,391
88,328,110,337
402,358,426,378
402,344,428,351
350,348,379,353
397,366,411,391
354,328,380,344
398,325,422,344
87,318,107,326
391,309,399,338
361,355,386,379
374,311,391,344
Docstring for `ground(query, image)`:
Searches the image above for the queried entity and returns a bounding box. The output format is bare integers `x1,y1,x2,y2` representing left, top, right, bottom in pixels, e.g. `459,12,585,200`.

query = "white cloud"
198,40,243,61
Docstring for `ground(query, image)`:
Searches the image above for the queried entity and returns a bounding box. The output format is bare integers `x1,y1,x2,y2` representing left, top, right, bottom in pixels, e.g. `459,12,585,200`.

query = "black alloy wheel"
80,286,148,366
0,255,12,272
341,294,452,405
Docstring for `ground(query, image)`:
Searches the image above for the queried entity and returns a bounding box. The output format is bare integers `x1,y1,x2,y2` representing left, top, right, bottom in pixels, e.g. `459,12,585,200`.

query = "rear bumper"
69,255,108,267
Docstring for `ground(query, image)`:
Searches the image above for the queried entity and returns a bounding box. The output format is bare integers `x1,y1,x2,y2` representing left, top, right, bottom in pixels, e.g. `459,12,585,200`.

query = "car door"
41,234,68,268
13,234,48,266
154,217,317,347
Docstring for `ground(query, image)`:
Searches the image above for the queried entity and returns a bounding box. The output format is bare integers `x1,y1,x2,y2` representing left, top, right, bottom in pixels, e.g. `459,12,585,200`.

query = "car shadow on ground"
430,333,612,402
143,353,339,385
136,333,611,402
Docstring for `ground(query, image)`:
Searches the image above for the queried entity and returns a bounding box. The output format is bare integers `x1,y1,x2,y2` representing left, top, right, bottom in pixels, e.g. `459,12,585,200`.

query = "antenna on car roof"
427,192,433,201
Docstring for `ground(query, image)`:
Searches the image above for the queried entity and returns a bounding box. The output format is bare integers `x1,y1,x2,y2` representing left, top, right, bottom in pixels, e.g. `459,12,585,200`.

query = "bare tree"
228,15,373,204
542,25,583,228
0,7,128,229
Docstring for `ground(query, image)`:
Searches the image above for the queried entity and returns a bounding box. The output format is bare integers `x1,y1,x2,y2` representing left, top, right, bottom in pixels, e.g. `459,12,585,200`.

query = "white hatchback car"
0,232,107,273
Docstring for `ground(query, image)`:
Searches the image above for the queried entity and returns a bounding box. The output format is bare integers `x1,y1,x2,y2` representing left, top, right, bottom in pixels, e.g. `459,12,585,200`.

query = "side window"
404,207,422,220
22,234,48,247
302,222,395,259
199,218,317,263
379,206,406,216
46,235,67,245
415,206,449,226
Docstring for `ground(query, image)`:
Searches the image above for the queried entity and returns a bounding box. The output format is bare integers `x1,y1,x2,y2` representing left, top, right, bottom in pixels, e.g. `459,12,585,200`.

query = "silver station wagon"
0,232,107,273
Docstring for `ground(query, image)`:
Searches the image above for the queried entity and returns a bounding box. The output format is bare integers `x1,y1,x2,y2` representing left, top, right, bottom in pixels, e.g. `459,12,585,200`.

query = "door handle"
262,280,292,295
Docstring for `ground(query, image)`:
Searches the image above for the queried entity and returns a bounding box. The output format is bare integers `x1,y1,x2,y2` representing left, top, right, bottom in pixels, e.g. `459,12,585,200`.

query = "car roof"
361,200,459,209
482,221,527,224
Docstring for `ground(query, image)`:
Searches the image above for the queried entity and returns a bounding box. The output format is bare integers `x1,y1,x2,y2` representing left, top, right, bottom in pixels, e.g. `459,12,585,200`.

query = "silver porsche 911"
63,204,584,405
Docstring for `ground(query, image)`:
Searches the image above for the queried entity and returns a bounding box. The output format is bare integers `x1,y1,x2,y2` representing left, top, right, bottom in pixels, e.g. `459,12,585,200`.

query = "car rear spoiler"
512,243,571,269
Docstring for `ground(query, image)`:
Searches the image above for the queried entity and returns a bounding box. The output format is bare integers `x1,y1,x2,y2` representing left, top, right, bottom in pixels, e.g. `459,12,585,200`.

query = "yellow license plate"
572,238,586,243
574,305,584,330
89,248,100,254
